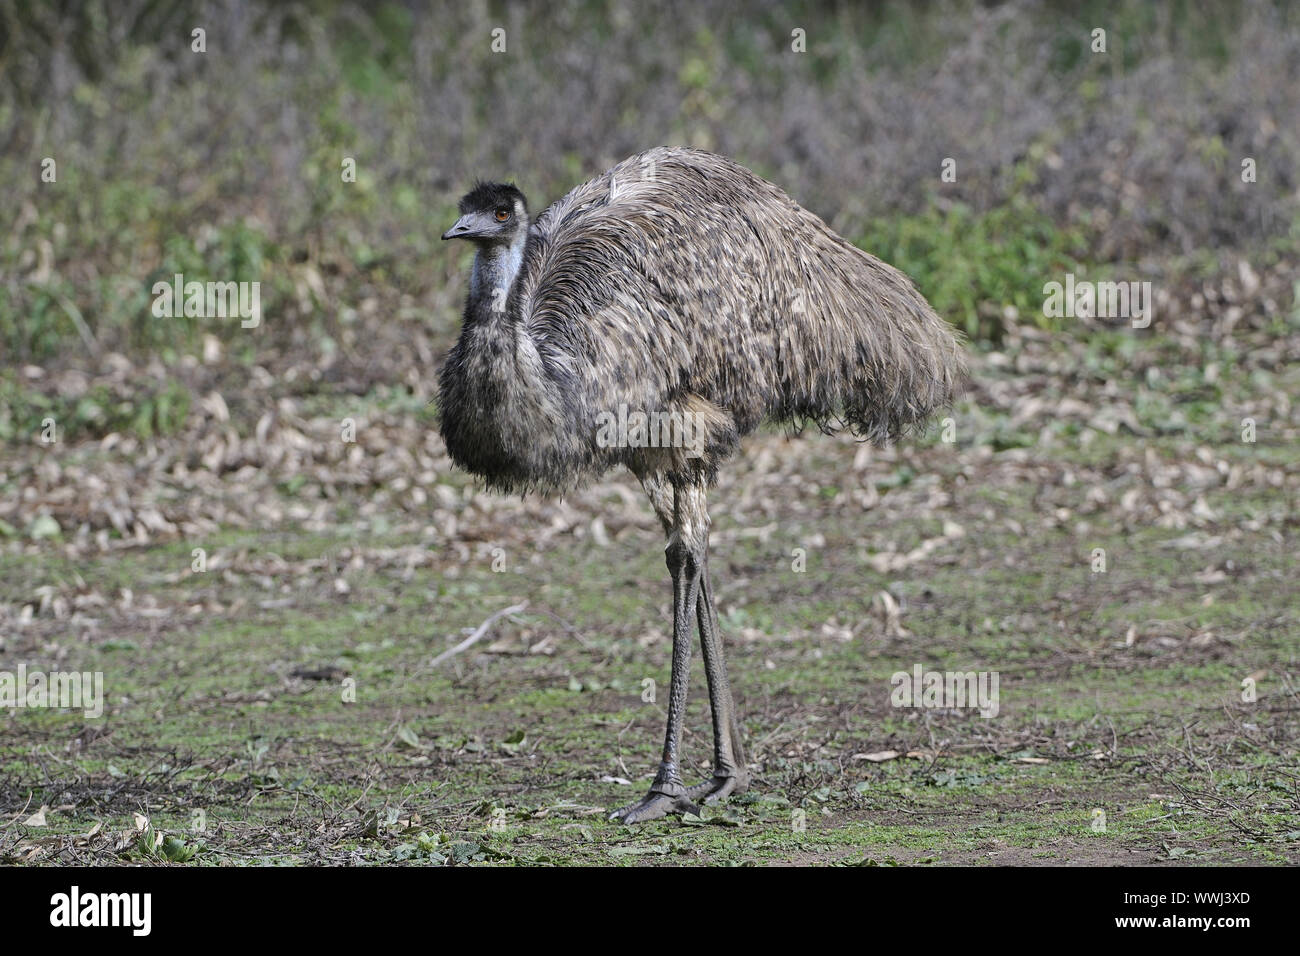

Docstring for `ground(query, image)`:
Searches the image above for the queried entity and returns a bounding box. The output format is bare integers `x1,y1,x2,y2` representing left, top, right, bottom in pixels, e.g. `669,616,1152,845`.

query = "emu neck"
469,229,528,317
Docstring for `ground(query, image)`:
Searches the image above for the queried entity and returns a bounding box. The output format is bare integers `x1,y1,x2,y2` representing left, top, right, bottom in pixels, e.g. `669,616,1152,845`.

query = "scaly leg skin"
685,549,750,805
610,533,703,824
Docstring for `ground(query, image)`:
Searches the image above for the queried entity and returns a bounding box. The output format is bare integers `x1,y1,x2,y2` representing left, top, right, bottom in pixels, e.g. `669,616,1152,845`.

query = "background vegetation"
2,0,1298,376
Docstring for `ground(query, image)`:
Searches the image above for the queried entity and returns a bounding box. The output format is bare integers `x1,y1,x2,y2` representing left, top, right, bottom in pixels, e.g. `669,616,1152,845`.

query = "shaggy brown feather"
438,146,966,493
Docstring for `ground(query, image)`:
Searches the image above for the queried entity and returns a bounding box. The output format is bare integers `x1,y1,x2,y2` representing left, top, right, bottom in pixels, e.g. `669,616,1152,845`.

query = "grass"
2,342,1296,864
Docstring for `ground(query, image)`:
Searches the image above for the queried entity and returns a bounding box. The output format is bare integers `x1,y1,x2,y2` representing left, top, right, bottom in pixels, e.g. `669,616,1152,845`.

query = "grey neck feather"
468,226,529,320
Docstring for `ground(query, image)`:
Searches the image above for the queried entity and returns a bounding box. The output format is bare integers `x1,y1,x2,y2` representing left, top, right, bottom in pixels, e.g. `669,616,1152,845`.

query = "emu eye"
495,208,510,222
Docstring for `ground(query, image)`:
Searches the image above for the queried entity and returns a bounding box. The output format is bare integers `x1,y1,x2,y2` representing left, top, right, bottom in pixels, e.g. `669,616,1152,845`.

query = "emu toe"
609,790,701,824
684,771,749,805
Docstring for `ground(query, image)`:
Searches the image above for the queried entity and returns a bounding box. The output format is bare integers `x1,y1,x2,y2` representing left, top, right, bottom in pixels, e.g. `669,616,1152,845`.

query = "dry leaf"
852,750,901,762
871,590,911,638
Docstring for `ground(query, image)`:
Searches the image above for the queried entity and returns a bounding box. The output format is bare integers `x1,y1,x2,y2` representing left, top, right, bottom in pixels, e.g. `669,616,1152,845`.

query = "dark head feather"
459,181,528,215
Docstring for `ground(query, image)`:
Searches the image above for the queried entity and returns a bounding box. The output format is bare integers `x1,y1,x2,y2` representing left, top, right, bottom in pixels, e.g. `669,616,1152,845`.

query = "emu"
439,147,966,823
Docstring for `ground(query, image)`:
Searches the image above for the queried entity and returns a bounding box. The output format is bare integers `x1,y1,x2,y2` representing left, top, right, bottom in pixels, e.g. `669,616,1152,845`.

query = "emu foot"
610,770,750,823
609,790,700,824
685,771,750,805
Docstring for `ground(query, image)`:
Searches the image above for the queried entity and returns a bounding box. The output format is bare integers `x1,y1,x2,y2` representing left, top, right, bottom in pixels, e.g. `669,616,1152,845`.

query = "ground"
1,314,1297,866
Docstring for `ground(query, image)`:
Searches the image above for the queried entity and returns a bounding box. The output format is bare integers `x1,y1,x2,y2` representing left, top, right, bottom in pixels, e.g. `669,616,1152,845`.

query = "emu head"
442,181,529,245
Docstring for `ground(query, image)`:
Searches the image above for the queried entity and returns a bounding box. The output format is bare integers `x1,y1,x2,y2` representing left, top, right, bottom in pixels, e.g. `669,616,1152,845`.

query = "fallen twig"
431,602,529,667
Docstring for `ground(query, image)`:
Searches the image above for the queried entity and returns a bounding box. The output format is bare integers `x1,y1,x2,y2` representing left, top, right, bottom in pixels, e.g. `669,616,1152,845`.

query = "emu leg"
609,535,703,823
686,549,750,803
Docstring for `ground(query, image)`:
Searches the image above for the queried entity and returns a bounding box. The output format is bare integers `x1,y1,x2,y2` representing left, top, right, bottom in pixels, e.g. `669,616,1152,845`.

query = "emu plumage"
439,147,965,822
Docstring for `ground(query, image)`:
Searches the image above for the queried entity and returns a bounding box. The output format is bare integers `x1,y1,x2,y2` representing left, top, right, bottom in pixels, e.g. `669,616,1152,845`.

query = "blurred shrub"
860,154,1091,340
0,373,191,441
861,195,1090,342
0,0,1296,366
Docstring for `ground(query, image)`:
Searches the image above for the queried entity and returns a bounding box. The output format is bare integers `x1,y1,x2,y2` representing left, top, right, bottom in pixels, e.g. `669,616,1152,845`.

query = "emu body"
440,147,966,822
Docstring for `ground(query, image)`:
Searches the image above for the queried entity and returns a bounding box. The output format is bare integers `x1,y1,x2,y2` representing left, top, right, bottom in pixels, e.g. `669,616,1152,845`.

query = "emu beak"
441,214,477,240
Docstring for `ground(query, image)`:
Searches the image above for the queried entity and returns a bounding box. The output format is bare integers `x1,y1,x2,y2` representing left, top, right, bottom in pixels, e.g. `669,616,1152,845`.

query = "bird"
438,146,966,823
